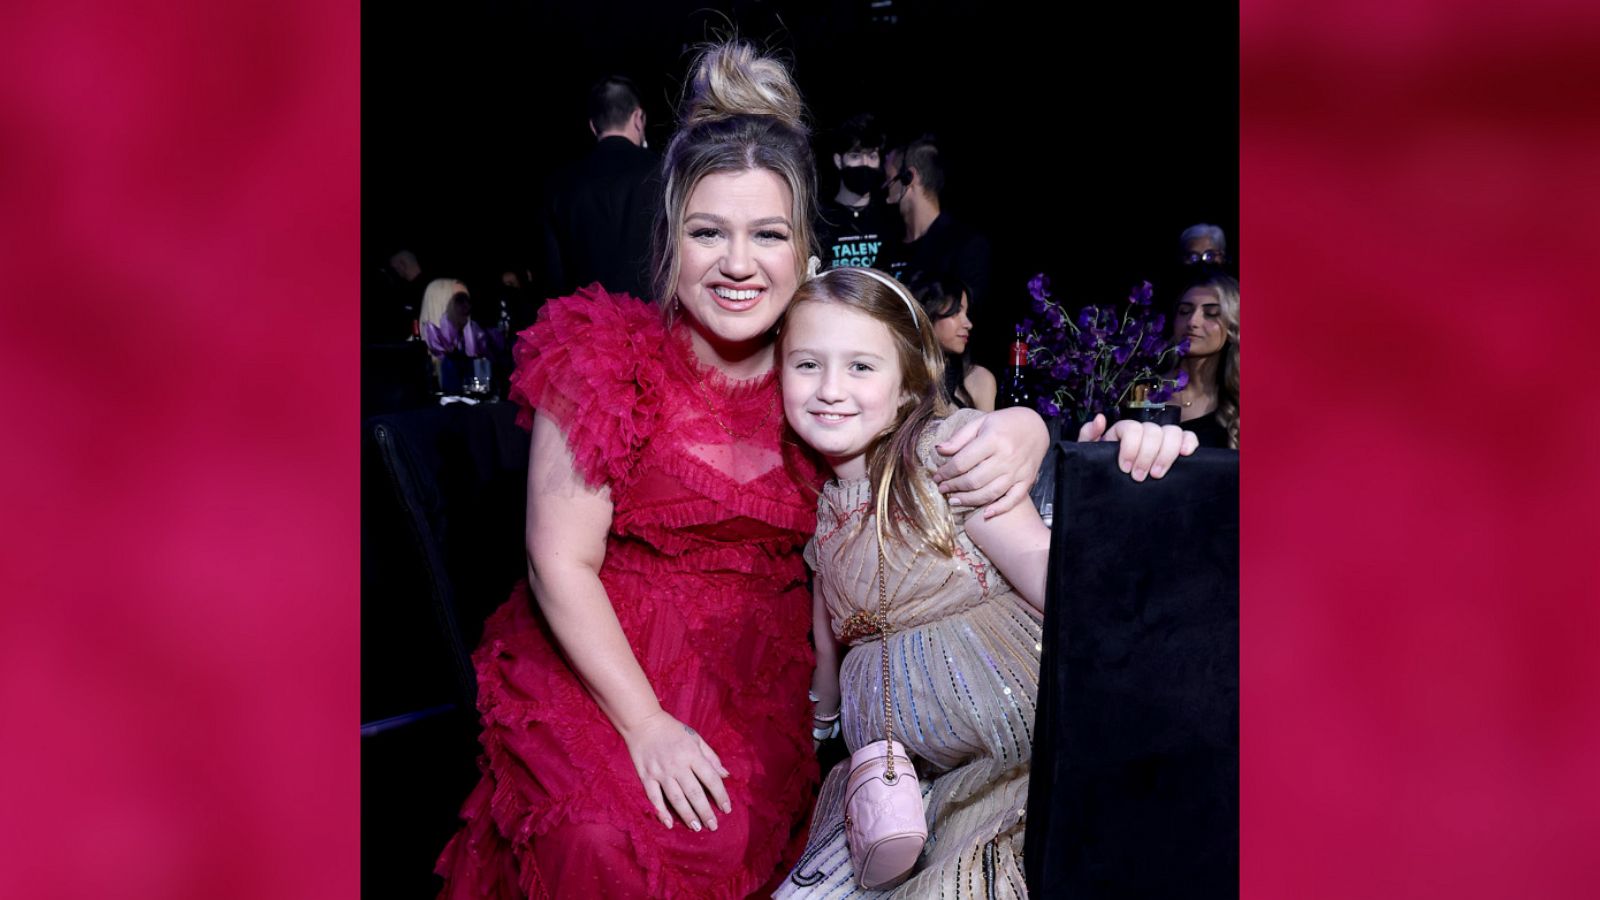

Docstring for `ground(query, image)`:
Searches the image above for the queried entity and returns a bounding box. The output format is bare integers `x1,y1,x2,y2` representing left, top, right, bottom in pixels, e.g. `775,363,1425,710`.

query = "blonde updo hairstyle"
780,267,959,556
651,41,818,319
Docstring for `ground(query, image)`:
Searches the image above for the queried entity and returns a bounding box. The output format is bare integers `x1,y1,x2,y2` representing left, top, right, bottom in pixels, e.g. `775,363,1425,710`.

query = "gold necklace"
694,377,777,440
673,324,781,440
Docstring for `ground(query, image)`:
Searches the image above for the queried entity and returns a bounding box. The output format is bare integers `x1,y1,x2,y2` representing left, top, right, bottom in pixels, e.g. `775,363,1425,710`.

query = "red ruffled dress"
435,286,824,899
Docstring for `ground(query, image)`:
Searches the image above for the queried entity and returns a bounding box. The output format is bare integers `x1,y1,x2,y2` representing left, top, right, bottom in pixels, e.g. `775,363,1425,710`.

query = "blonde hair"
780,267,958,556
1212,275,1240,449
650,41,817,317
419,278,468,330
1179,273,1240,449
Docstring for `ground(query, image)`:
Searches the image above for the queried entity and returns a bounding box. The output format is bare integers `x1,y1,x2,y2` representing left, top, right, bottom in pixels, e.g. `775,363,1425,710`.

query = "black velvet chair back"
1025,442,1239,898
361,401,531,897
364,401,531,716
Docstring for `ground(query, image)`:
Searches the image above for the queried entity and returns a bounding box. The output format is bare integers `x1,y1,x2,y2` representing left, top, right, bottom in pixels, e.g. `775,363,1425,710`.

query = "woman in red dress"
434,43,1054,899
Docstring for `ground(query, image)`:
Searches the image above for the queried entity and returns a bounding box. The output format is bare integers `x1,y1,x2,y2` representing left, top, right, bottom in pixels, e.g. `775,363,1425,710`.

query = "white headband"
804,256,925,327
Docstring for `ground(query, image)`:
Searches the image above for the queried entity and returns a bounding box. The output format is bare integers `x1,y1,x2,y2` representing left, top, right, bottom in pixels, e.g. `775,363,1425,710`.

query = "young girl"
774,266,1053,897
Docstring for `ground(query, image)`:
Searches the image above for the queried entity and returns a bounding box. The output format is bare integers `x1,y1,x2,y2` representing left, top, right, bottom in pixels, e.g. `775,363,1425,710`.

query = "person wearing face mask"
879,134,992,311
814,113,902,271
1166,268,1240,449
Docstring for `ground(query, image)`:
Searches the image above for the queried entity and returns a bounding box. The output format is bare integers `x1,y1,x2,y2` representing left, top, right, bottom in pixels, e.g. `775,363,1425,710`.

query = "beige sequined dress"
777,409,1044,898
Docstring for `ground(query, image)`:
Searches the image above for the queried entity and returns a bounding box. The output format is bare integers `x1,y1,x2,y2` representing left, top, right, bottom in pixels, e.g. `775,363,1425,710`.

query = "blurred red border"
1242,0,1600,897
0,1,360,897
4,1,1600,897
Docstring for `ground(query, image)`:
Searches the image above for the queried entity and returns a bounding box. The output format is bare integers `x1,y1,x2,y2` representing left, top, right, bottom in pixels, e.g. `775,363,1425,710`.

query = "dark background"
364,0,1238,371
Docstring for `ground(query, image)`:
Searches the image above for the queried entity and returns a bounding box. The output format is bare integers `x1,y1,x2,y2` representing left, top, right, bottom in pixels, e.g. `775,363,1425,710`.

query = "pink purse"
842,542,928,889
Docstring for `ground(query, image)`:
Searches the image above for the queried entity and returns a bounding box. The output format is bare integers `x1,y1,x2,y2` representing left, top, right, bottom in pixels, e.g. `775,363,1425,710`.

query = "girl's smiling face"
780,301,906,481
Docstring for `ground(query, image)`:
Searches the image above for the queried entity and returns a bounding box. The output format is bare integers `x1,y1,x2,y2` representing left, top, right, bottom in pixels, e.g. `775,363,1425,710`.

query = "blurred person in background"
540,75,660,300
909,269,996,411
1167,268,1239,449
880,134,991,309
815,112,899,270
1179,222,1229,267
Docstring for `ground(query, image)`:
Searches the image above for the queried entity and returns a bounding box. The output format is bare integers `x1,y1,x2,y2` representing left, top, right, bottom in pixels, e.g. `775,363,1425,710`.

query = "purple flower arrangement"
1021,273,1189,425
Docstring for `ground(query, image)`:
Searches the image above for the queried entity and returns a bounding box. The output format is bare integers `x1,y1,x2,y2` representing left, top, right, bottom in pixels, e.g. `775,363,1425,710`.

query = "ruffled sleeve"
507,285,665,490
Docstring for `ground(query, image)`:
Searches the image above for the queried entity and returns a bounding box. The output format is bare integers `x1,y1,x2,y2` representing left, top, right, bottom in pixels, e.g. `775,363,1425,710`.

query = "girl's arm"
809,582,842,744
526,411,731,832
962,493,1052,614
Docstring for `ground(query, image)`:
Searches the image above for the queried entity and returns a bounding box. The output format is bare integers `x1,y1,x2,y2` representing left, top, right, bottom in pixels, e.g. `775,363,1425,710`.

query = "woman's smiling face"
674,168,799,359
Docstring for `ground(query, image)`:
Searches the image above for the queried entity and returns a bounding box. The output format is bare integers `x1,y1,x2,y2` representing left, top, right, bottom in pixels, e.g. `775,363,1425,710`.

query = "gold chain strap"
875,538,918,782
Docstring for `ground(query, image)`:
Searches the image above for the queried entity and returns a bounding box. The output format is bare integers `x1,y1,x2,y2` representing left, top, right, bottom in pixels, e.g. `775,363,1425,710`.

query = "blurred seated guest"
1168,269,1239,448
910,270,996,410
880,135,992,309
420,278,491,393
363,247,427,343
491,267,542,334
1179,222,1229,267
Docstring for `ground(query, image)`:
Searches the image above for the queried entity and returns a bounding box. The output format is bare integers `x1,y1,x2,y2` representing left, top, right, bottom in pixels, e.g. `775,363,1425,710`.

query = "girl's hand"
810,670,842,749
1076,414,1199,481
933,406,1050,516
619,710,732,833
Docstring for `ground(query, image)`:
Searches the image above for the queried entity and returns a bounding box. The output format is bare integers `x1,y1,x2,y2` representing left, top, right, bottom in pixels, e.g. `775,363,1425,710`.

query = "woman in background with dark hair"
908,270,996,411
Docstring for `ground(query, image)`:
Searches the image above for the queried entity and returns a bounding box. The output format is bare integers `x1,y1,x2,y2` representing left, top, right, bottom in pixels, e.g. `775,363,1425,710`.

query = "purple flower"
1020,317,1035,333
1176,338,1191,356
1050,361,1074,379
1150,313,1165,333
1044,307,1064,328
1077,307,1095,329
1149,385,1173,403
1028,273,1052,303
1038,398,1061,418
1130,280,1154,306
1112,346,1131,365
1174,369,1190,390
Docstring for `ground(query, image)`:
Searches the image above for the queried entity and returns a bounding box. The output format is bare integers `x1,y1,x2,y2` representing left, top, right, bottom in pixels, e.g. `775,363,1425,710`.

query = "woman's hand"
1076,414,1199,481
619,710,732,833
933,407,1050,517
